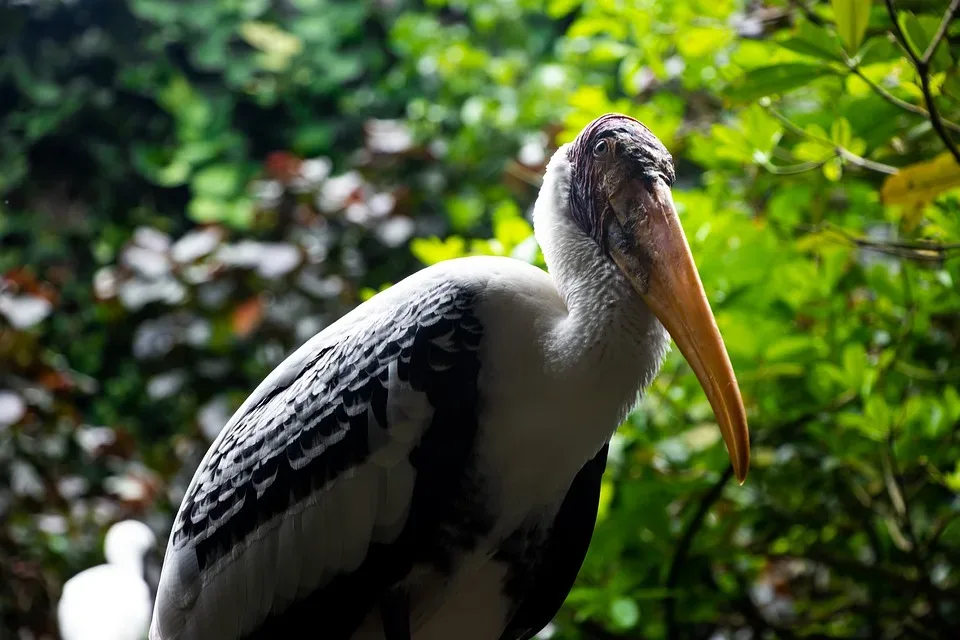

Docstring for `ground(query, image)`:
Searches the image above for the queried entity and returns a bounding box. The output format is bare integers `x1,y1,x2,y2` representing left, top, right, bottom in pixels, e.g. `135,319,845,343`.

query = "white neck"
533,144,670,413
106,547,146,573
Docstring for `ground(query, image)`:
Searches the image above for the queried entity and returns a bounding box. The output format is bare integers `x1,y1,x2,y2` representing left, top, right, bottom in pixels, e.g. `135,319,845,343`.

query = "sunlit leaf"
410,236,468,265
778,18,844,62
609,597,639,629
896,12,952,70
945,462,960,492
831,0,872,54
192,164,242,198
240,21,304,60
728,63,835,101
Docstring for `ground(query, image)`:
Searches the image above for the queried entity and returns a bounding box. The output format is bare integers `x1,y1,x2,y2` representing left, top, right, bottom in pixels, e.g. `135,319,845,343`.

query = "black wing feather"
154,280,491,640
500,444,610,640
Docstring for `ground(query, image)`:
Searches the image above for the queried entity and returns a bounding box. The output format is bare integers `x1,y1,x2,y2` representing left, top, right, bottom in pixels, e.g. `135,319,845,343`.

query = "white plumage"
58,520,157,640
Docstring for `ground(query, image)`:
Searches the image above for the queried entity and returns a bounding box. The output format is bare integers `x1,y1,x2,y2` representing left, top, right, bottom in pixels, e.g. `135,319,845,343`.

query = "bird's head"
104,519,159,568
567,113,750,483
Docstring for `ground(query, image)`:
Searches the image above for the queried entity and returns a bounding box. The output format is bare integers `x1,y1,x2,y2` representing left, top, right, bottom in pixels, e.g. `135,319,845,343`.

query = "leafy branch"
844,61,960,135
884,0,960,164
798,221,960,264
761,99,900,174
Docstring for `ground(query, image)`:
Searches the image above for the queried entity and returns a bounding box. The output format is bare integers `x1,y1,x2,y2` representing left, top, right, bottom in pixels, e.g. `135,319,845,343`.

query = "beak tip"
733,447,750,485
735,468,748,485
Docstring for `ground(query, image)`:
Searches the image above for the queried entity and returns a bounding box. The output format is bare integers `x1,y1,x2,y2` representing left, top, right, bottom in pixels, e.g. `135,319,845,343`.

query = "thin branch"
884,0,960,164
884,0,922,67
918,65,960,165
787,0,827,27
504,160,544,188
803,221,960,264
845,63,960,134
836,145,900,174
921,0,960,65
761,158,830,174
763,102,900,174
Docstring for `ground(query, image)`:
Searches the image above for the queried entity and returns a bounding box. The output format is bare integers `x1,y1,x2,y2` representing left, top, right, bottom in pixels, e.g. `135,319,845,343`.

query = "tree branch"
802,221,960,265
921,0,960,65
787,0,827,27
762,101,900,174
884,0,960,164
845,63,960,134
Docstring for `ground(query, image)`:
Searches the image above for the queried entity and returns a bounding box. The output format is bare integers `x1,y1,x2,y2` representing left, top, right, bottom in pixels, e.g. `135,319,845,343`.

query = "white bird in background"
149,114,750,640
58,519,157,640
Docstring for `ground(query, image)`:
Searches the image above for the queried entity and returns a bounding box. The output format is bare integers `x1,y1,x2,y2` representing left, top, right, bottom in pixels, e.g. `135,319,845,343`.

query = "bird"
148,113,750,640
58,519,157,640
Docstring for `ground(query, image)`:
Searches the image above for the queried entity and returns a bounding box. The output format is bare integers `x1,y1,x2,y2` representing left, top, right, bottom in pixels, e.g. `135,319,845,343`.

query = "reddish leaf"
232,296,265,337
265,151,303,183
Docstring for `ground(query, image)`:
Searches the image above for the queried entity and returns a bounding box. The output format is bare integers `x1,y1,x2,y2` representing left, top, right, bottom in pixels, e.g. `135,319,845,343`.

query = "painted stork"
149,113,750,640
58,519,157,640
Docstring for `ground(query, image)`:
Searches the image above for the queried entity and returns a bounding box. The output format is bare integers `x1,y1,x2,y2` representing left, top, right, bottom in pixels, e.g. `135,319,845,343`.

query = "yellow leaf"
410,236,468,265
680,424,722,452
881,152,960,228
239,21,303,71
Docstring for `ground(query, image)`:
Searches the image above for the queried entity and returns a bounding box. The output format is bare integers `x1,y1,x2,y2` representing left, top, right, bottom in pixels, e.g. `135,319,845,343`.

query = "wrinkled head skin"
567,113,751,483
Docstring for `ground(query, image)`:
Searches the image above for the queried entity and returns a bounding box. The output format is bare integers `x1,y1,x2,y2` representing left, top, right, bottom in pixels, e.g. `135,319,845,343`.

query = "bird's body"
58,564,153,640
58,520,157,640
150,115,749,640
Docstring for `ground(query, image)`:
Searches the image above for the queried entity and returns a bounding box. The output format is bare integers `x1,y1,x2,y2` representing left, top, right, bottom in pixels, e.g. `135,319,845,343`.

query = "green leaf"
445,194,485,232
864,395,891,433
547,0,581,18
765,335,819,361
129,0,181,23
778,20,843,61
823,156,844,181
742,106,783,155
676,26,732,59
410,236,467,265
728,63,834,101
192,164,242,198
843,343,867,390
897,13,952,70
945,462,960,493
609,597,639,629
131,145,193,187
831,117,853,148
493,216,533,254
188,197,229,224
944,386,960,423
226,198,256,229
831,0,872,54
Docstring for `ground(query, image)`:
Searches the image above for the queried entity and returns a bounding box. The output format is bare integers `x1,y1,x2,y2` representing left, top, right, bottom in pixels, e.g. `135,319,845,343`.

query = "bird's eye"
593,140,608,156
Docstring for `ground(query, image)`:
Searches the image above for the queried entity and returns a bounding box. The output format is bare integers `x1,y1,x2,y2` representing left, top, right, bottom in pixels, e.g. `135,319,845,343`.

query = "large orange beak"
612,180,750,483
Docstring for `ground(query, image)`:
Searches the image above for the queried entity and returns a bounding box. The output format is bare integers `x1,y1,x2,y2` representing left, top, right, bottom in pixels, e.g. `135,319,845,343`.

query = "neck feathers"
533,145,670,397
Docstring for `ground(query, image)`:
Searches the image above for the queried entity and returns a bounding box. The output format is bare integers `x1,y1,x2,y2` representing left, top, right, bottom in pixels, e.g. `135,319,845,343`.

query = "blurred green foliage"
2,0,960,638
